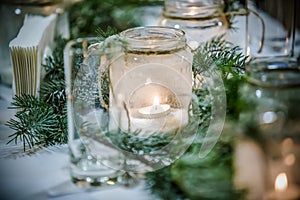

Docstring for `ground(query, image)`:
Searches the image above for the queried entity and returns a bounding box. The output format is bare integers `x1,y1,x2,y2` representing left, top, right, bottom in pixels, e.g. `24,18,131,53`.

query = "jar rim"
120,26,187,53
246,58,300,88
163,0,224,19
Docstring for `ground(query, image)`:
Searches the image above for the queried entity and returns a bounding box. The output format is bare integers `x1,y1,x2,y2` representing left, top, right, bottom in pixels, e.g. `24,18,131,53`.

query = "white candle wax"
109,96,188,137
138,96,171,118
138,104,171,117
130,108,188,137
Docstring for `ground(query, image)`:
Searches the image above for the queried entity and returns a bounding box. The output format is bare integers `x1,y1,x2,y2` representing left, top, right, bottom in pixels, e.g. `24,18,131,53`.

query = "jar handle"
247,8,266,54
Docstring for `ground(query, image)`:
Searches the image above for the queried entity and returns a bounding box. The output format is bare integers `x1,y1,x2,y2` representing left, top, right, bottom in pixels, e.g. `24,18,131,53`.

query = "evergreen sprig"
194,35,248,119
106,130,172,155
6,94,59,150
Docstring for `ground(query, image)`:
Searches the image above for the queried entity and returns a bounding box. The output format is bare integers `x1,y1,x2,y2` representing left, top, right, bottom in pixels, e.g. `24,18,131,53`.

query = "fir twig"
96,26,118,41
6,94,59,150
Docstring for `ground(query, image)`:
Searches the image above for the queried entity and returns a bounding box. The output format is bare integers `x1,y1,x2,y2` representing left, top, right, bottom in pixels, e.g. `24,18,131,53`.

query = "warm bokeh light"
275,173,288,192
284,154,296,166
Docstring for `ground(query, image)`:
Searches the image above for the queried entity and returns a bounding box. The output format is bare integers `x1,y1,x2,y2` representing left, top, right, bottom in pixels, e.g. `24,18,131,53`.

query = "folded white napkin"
9,14,57,97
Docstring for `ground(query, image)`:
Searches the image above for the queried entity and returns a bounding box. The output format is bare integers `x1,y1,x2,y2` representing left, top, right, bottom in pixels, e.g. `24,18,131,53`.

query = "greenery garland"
5,0,249,199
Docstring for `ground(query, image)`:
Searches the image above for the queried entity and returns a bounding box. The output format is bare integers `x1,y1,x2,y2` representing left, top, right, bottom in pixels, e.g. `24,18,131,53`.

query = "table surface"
0,6,300,200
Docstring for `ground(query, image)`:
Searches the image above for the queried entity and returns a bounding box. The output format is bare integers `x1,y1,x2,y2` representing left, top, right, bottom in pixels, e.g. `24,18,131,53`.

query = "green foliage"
68,0,163,38
6,94,65,150
106,130,172,155
146,166,187,200
146,138,245,200
194,35,248,119
96,26,119,41
170,141,244,200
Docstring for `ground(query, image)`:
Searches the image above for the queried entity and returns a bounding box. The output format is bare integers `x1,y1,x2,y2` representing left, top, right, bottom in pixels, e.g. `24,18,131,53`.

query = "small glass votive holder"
159,0,228,46
64,37,123,186
239,59,300,199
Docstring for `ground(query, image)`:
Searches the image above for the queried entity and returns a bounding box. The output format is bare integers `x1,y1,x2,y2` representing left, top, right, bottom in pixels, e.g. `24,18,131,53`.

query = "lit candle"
136,96,171,118
265,172,300,200
125,95,188,136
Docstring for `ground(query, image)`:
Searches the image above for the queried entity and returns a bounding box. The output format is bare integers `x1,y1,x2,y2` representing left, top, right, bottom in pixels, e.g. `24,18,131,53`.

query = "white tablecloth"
0,86,155,200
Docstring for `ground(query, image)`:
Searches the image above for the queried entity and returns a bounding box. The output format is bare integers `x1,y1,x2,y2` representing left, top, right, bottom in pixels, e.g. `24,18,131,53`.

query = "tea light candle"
138,96,171,118
265,172,300,200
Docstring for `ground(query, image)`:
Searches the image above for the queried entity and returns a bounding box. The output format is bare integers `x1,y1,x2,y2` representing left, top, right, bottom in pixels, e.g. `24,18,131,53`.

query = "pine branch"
6,94,59,150
96,26,118,41
193,34,248,120
194,34,247,77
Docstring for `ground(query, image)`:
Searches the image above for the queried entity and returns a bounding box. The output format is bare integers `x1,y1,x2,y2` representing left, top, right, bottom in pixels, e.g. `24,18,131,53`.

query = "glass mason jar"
159,0,228,46
239,58,300,199
108,26,193,136
73,26,197,175
246,0,297,60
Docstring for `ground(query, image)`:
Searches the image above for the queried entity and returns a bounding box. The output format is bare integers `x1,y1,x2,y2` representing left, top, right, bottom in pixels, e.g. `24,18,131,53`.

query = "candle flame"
153,96,160,106
275,173,288,192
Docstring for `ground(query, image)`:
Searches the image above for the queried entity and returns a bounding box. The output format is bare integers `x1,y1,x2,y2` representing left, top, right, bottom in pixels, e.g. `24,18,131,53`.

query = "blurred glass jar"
159,0,229,46
246,0,297,60
239,58,300,199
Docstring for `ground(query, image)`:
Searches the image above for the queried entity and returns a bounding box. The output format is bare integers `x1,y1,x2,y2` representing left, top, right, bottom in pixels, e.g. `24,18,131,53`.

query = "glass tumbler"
64,37,123,186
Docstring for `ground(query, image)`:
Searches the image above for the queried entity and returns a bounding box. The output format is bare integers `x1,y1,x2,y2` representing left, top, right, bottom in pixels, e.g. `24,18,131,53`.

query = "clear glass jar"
246,0,297,59
239,58,300,199
163,0,224,19
159,0,228,45
107,26,193,136
72,26,196,175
